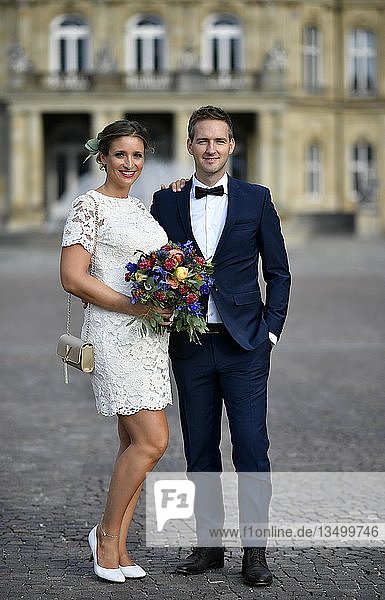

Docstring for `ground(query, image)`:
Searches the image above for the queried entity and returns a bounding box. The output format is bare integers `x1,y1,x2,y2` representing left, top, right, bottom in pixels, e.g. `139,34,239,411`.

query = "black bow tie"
195,185,224,199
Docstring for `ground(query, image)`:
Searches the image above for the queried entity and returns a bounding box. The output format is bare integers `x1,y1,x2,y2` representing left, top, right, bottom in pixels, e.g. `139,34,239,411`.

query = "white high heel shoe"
119,563,146,578
88,525,125,583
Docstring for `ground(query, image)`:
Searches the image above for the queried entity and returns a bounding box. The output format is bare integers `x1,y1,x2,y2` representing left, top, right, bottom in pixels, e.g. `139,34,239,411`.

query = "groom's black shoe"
176,547,224,574
242,548,273,586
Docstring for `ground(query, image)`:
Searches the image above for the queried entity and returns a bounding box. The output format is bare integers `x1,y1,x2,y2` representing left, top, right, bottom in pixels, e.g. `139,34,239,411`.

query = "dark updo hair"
96,120,152,165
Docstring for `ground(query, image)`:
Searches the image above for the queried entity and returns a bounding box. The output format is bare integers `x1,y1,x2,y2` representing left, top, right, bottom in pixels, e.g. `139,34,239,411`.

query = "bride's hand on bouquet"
138,304,174,327
160,178,187,192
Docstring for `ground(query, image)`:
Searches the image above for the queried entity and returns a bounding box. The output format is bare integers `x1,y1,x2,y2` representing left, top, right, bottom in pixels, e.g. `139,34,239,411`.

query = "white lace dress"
61,189,172,417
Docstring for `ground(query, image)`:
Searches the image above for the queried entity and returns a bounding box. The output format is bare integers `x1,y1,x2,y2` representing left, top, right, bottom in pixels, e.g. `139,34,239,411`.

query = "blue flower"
157,249,169,260
187,301,203,316
152,266,169,289
152,266,165,275
183,240,194,253
125,262,138,274
199,283,210,295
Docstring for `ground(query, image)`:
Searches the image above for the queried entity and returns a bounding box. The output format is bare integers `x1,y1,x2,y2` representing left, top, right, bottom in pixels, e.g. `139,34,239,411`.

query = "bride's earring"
99,163,106,171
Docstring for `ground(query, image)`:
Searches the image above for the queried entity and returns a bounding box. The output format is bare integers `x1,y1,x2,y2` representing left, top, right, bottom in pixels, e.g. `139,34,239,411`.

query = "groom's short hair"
188,106,234,141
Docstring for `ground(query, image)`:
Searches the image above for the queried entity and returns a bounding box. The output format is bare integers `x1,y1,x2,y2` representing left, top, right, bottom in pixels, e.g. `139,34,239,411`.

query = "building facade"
0,0,384,234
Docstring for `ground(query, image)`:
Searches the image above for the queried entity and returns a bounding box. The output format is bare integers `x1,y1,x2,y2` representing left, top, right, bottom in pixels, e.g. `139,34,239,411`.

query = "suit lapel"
176,180,204,257
213,176,242,261
177,180,193,239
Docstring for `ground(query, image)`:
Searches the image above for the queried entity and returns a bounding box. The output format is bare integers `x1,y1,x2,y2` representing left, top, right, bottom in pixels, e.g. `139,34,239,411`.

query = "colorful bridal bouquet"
124,240,214,343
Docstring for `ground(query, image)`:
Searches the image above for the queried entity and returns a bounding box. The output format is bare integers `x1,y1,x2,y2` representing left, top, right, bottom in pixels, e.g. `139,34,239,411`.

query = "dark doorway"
43,113,91,210
229,112,256,180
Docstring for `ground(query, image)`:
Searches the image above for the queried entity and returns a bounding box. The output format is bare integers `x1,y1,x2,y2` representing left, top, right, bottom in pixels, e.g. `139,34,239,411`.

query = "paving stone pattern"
1,233,384,599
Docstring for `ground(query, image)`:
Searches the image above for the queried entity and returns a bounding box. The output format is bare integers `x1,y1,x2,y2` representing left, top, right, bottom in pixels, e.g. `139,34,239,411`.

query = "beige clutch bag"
57,334,94,373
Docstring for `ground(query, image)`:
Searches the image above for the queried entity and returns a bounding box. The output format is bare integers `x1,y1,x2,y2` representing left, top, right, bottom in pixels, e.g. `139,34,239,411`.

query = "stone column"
247,112,259,183
379,116,385,234
8,108,44,226
257,109,274,188
27,110,44,220
8,108,28,227
271,109,285,211
174,109,191,174
334,110,345,212
357,114,384,237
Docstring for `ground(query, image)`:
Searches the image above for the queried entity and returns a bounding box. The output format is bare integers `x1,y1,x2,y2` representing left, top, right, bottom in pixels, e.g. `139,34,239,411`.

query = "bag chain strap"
66,195,99,342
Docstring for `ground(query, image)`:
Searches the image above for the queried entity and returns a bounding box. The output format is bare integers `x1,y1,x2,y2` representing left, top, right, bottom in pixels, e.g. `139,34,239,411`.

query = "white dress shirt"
190,173,228,323
190,173,277,345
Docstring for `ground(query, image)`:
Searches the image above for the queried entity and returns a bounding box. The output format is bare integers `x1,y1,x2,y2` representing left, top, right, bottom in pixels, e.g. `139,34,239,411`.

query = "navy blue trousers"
170,331,272,546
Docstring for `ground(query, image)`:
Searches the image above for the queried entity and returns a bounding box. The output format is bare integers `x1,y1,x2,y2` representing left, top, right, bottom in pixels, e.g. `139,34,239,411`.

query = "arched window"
126,15,167,73
303,26,323,91
305,143,322,197
202,15,243,73
348,29,376,95
351,141,376,201
49,15,90,73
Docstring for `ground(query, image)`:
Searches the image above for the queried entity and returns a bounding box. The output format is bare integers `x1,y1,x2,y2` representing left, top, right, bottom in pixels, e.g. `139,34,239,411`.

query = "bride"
60,119,173,583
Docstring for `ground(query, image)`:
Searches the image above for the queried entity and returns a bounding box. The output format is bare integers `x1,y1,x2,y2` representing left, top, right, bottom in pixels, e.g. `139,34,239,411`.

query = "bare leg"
118,484,143,566
97,409,168,569
113,418,144,566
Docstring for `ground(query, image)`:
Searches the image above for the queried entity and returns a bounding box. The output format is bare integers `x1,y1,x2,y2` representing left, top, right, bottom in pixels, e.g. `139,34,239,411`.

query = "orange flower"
169,249,184,264
166,276,179,289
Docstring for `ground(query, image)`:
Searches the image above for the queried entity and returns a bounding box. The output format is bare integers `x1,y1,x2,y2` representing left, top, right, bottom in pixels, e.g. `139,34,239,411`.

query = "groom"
151,106,291,586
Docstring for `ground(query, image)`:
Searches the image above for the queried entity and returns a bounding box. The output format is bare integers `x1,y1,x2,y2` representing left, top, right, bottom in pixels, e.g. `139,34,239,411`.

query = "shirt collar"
192,173,228,198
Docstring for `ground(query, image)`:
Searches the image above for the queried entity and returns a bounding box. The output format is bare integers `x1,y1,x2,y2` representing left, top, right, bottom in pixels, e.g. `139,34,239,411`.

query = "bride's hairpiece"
83,137,100,163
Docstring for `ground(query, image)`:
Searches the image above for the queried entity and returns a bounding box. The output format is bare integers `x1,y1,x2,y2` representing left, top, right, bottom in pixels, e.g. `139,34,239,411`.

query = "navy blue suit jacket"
151,177,291,351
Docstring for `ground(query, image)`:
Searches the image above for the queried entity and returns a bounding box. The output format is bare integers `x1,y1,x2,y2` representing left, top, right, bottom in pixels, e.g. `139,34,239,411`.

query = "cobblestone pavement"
1,232,385,599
